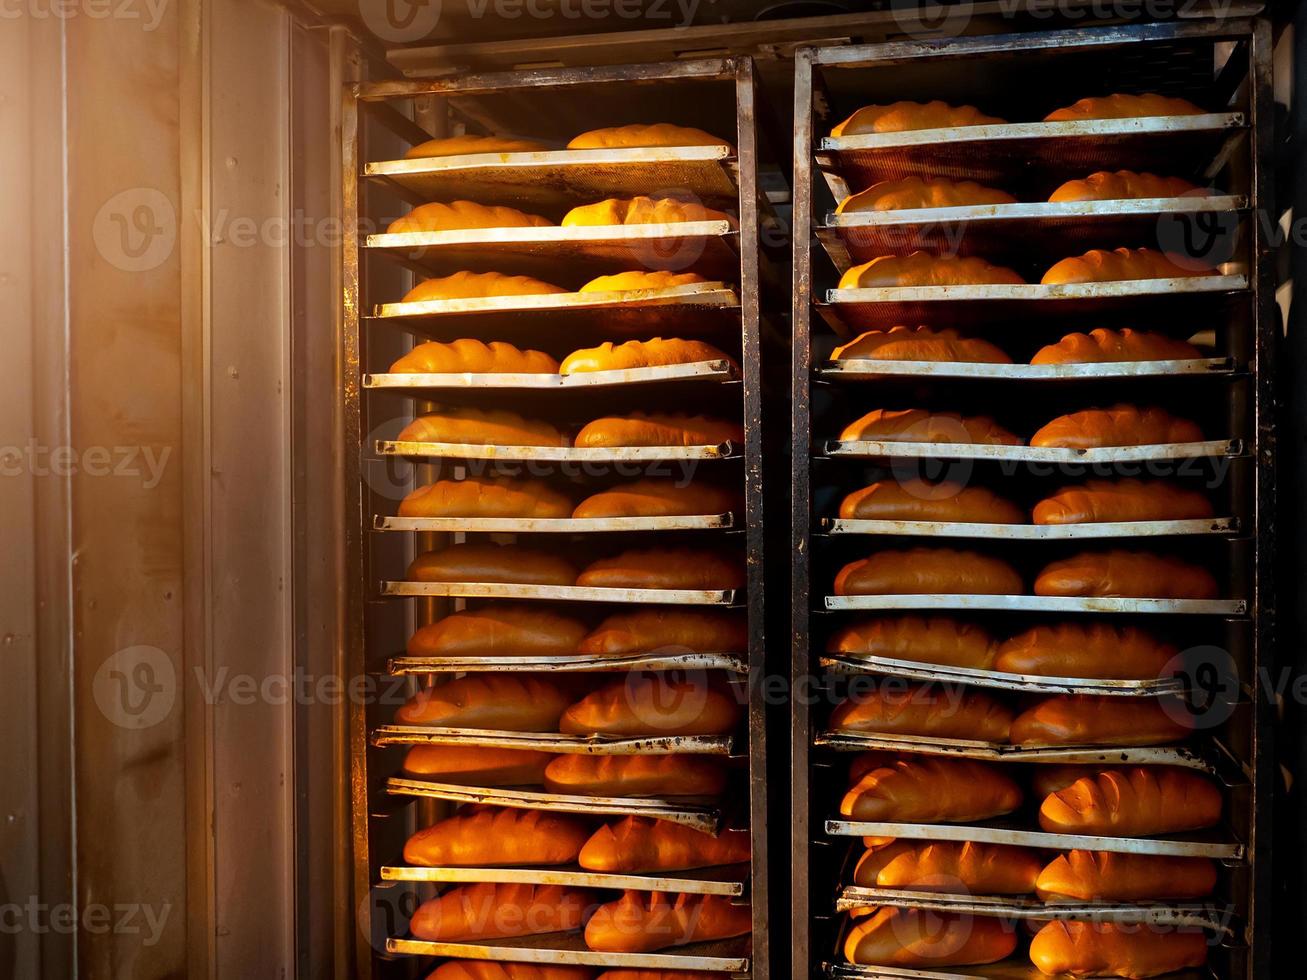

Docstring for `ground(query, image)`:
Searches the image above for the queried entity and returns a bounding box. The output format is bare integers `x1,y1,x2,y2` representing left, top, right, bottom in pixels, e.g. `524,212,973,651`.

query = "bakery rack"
792,18,1275,980
344,58,770,979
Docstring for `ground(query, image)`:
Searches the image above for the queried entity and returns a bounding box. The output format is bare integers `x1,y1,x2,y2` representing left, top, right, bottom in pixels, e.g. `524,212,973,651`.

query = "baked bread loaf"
388,201,552,234
995,624,1177,680
1045,92,1206,121
839,252,1025,289
544,754,728,798
560,338,736,374
406,543,577,586
1042,247,1216,284
578,610,747,655
403,806,590,867
576,548,744,591
832,325,1012,363
396,673,575,730
397,407,565,447
429,963,595,980
584,892,750,953
830,684,1014,742
567,123,731,149
838,479,1024,524
1037,850,1217,902
561,196,734,227
405,134,549,159
834,548,1023,596
832,100,1006,136
1010,694,1193,747
1039,767,1223,835
838,408,1021,445
572,480,739,519
1029,921,1208,978
841,756,1022,822
560,674,741,737
854,839,1042,895
1049,170,1205,203
578,817,751,872
402,744,553,786
1033,479,1213,524
574,413,744,449
399,477,573,519
827,617,998,670
389,339,559,375
407,605,586,658
409,882,591,942
1034,551,1219,599
580,270,709,292
837,177,1016,212
843,907,1017,967
402,270,567,303
1030,405,1203,448
1031,328,1203,364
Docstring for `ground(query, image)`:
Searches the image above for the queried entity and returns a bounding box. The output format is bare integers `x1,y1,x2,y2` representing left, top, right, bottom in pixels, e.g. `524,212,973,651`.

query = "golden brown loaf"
407,605,586,659
560,338,736,374
830,684,1014,742
574,413,744,449
578,817,751,873
402,271,568,303
1037,850,1217,902
1038,766,1223,836
399,478,573,519
559,675,741,737
854,839,1042,895
1045,92,1206,121
1029,921,1208,978
402,744,553,786
994,624,1177,680
838,479,1025,524
1032,328,1203,364
1033,479,1213,525
389,339,559,375
572,480,739,519
1030,405,1203,448
403,806,591,867
584,891,750,953
1034,551,1219,599
388,201,553,234
839,252,1025,289
831,325,1012,363
429,963,595,980
561,196,734,227
837,177,1016,212
576,548,744,591
841,756,1022,822
838,408,1021,445
578,270,708,292
405,134,549,159
395,673,575,730
409,882,591,942
1010,695,1193,747
397,407,565,447
578,610,747,656
827,617,998,670
406,543,578,586
834,548,1023,596
567,123,731,150
832,100,1006,136
843,907,1017,967
544,754,728,798
1048,170,1205,203
1042,247,1216,284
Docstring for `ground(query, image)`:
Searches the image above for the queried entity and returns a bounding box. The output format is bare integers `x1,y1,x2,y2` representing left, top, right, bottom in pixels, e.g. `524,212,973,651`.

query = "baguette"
834,548,1023,596
1042,247,1216,284
390,339,559,375
830,684,1013,742
584,892,750,953
1045,92,1206,121
406,543,578,586
576,548,744,591
1031,328,1203,364
388,200,552,234
572,479,739,519
1010,695,1193,747
839,252,1024,289
430,963,595,980
578,610,747,656
832,100,1006,136
578,817,751,873
410,882,591,942
403,744,553,786
827,617,998,670
403,807,591,867
396,673,576,730
544,754,728,798
831,325,1011,364
1037,850,1218,902
407,605,586,658
1038,767,1223,836
841,756,1022,822
1030,405,1203,448
1034,550,1219,599
397,407,565,447
561,196,734,228
560,338,737,374
838,408,1021,445
838,479,1024,524
560,675,741,736
1029,921,1208,978
844,907,1017,967
837,177,1015,212
854,839,1042,895
579,270,707,292
1049,170,1205,203
995,624,1177,680
1032,479,1213,524
399,477,573,519
574,413,743,449
402,270,567,304
567,124,731,150
405,134,549,159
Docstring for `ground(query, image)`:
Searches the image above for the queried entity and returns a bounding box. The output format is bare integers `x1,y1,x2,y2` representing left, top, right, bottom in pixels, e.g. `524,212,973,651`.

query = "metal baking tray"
380,581,738,605
822,595,1248,615
370,724,733,756
386,934,749,972
380,861,749,897
818,358,1239,382
376,439,734,462
364,359,739,390
821,438,1241,464
387,651,748,676
375,513,737,533
825,955,1209,980
820,517,1238,540
363,145,740,211
385,777,722,833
